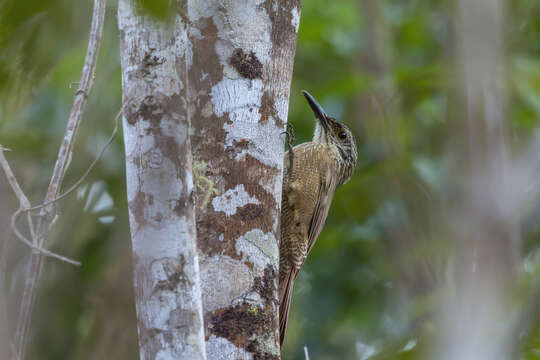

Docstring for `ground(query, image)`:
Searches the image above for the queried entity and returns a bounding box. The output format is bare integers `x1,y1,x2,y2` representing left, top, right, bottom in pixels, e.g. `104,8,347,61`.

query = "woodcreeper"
279,90,358,347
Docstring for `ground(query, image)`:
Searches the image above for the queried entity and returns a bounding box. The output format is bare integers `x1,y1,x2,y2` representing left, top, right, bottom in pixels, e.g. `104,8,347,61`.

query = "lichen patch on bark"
205,335,252,360
212,184,261,216
291,7,301,33
210,78,264,122
206,263,279,359
195,169,278,259
200,256,253,312
235,230,278,275
221,112,283,168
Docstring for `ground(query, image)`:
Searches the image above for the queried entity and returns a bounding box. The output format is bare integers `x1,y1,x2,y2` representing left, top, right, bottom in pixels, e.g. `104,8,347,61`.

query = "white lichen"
291,6,301,33
189,0,272,65
235,229,278,274
212,184,260,216
200,256,253,312
223,115,283,168
206,335,253,360
209,78,284,168
210,78,264,122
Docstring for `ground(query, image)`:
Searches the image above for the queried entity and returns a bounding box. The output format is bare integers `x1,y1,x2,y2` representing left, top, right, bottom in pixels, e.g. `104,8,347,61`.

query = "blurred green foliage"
0,0,540,359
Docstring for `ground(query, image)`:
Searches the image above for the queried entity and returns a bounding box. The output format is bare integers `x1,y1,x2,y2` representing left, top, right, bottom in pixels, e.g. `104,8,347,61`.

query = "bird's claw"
283,123,295,151
284,123,295,181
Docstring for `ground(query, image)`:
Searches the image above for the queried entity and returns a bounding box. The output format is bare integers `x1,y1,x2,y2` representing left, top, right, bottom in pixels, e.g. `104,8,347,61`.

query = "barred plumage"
279,91,357,348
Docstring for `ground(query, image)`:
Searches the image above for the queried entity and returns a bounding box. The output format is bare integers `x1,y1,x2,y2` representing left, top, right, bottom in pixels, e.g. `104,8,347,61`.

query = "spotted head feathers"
302,90,358,185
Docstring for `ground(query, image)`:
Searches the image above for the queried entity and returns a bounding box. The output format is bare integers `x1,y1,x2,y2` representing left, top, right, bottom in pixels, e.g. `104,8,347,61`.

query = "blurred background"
1,0,540,359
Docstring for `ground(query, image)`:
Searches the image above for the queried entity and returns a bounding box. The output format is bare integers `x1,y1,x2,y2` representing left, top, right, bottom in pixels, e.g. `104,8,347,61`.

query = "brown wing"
279,161,337,348
306,166,337,254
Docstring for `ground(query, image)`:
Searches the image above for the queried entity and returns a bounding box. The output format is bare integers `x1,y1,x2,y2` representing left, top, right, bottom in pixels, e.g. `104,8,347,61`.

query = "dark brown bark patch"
209,303,269,343
230,49,263,80
253,265,278,305
205,265,279,358
194,153,279,259
258,90,282,126
208,302,277,359
260,0,301,47
238,203,264,221
190,18,224,90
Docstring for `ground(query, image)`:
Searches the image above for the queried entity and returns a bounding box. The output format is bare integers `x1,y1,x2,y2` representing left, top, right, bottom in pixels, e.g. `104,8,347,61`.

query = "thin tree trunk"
436,0,519,359
118,1,206,359
188,0,301,358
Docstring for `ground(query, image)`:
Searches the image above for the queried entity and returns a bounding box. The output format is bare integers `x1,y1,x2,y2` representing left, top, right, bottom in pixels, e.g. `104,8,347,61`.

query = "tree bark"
118,1,206,359
188,0,301,358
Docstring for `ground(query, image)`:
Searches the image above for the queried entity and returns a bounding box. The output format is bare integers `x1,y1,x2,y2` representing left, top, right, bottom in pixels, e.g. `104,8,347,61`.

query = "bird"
279,90,358,348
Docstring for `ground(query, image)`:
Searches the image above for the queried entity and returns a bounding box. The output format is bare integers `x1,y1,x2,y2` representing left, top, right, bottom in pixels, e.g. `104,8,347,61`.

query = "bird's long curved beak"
302,90,329,131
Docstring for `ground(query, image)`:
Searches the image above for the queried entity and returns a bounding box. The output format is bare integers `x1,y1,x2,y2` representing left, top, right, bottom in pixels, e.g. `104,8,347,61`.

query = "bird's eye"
338,131,347,140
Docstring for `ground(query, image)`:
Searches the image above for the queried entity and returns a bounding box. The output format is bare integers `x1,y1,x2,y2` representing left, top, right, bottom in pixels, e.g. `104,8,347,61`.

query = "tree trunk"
118,1,206,359
188,0,301,358
436,0,518,359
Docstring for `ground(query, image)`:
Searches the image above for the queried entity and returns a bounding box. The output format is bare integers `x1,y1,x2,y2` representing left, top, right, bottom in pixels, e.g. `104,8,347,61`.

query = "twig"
2,105,122,351
10,209,81,265
6,106,124,266
1,147,81,265
304,346,310,360
21,107,123,215
12,0,107,358
0,148,31,209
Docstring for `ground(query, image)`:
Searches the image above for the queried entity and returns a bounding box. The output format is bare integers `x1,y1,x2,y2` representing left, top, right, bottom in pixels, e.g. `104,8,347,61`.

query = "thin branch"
10,209,81,265
6,106,124,266
1,147,80,265
12,0,107,358
304,346,310,360
23,106,124,215
0,148,31,209
42,0,107,209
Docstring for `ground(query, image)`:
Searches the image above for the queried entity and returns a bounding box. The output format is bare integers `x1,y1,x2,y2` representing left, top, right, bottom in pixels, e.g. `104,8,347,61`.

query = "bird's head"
302,90,358,185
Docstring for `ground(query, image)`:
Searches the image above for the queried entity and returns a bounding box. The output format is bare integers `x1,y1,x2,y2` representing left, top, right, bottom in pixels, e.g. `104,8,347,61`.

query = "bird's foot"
284,122,295,151
284,123,295,179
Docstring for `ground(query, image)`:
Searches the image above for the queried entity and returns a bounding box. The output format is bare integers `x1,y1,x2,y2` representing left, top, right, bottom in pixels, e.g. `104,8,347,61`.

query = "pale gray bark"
188,0,301,358
119,0,301,357
118,1,206,359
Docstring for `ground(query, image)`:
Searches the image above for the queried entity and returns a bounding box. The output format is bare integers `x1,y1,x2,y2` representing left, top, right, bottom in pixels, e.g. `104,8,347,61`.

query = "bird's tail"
279,268,298,349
